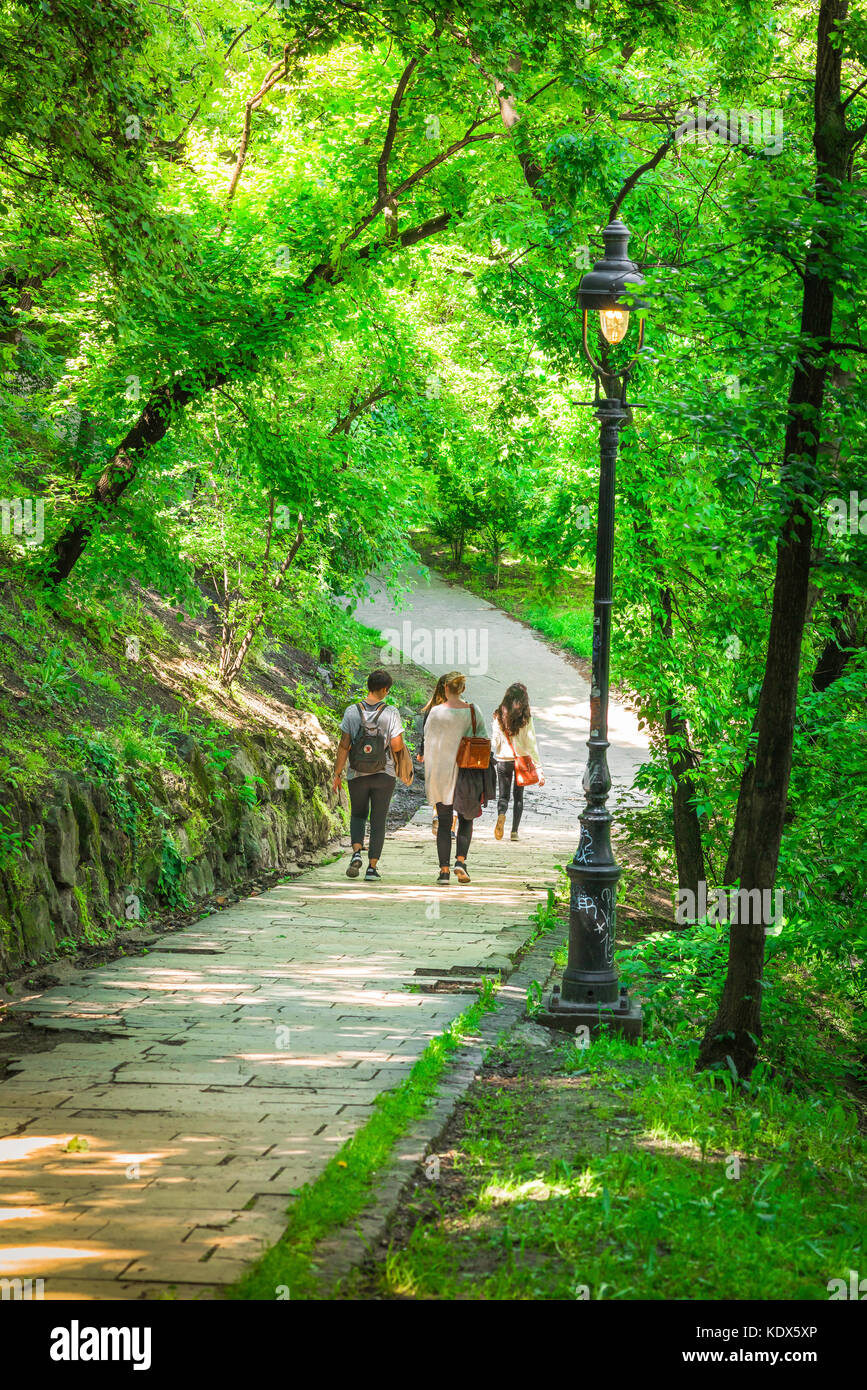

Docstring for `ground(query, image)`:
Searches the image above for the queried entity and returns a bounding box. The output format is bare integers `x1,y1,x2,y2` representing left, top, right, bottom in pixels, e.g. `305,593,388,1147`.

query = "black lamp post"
538,219,645,1039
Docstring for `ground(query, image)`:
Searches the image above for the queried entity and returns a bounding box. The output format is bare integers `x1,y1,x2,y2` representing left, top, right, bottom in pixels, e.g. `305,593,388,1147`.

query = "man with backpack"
332,669,406,881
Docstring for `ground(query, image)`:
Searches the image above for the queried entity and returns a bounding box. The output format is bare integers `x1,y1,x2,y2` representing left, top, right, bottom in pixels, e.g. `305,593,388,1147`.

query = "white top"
491,711,542,771
423,703,487,807
340,700,403,779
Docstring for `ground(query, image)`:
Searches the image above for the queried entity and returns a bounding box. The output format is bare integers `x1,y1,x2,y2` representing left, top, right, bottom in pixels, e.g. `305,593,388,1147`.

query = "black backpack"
348,702,390,774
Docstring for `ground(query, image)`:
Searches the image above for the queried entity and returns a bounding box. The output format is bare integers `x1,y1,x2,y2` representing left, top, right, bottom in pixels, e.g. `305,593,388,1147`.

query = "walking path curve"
354,564,648,827
0,570,648,1299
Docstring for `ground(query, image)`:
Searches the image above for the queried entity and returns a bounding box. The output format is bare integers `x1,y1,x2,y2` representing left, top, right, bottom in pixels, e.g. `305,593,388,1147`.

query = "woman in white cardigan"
491,682,545,841
419,671,487,885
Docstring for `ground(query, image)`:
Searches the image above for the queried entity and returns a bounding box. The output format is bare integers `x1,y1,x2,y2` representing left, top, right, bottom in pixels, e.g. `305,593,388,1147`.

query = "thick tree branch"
220,26,328,225
444,27,551,200
170,3,289,153
328,386,391,436
378,56,422,209
45,209,453,583
841,73,867,108
0,261,66,343
340,127,501,252
609,131,677,223
811,595,858,694
302,209,454,291
221,43,293,224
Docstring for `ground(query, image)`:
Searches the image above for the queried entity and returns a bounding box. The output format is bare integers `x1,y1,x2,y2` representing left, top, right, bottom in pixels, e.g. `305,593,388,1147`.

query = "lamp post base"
535,985,643,1040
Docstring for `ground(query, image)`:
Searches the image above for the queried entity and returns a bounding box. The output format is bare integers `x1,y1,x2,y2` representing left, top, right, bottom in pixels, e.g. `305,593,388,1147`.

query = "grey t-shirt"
340,700,404,779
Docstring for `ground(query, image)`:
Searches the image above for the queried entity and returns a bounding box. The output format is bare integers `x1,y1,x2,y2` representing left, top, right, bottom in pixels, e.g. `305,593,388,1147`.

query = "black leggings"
348,773,396,860
435,802,473,866
496,761,524,832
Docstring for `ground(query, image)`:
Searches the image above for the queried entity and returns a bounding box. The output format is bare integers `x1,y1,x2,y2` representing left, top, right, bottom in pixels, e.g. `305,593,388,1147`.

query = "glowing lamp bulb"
599,307,630,344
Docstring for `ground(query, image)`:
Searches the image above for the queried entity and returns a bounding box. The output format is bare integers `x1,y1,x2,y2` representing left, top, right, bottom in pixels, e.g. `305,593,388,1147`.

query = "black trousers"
348,773,396,860
496,761,524,832
435,802,473,866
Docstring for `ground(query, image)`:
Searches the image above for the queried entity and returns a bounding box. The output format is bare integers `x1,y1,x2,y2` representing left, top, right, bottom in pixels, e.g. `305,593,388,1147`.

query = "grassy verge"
415,536,594,662
340,896,866,1301
343,1028,865,1301
227,979,500,1301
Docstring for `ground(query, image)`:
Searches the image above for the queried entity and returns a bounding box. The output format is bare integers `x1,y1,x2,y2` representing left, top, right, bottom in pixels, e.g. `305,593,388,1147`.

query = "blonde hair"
443,671,466,696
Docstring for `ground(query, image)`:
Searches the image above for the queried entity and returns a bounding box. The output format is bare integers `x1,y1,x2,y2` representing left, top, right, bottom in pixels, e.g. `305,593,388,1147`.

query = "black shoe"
454,861,471,884
346,852,362,878
365,865,381,881
437,869,450,885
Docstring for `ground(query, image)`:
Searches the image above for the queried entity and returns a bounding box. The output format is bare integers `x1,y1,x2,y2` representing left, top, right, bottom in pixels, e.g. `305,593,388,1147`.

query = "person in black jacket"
453,760,497,823
419,673,488,884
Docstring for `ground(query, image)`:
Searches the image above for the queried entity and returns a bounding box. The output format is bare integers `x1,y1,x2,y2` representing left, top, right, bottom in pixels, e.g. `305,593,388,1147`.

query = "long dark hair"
421,674,449,715
496,682,531,739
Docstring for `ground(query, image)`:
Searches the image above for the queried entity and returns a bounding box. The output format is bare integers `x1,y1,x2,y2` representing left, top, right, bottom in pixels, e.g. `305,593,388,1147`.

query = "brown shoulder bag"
456,705,491,770
505,727,540,786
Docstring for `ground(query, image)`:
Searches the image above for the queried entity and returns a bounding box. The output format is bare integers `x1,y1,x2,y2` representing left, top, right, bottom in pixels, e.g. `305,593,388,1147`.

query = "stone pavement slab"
0,570,647,1299
1,824,576,1297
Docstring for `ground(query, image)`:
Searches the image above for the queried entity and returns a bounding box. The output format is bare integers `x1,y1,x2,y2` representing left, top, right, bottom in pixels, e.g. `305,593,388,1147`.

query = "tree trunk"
722,705,760,887
811,595,857,693
628,498,706,903
697,0,852,1077
41,377,221,583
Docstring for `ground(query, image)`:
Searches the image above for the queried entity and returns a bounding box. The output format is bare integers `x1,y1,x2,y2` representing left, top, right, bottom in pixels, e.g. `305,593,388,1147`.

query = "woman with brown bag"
418,671,488,885
491,682,545,842
418,675,452,840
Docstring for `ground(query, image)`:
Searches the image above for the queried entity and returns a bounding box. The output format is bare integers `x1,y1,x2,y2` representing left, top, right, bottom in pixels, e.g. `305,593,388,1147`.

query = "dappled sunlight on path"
0,822,575,1298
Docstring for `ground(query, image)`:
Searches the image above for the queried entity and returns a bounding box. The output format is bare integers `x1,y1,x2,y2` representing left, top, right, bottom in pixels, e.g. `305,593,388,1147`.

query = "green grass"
227,978,501,1300
291,678,340,732
522,600,594,661
415,535,595,662
340,881,867,1302
388,678,430,711
351,1031,866,1301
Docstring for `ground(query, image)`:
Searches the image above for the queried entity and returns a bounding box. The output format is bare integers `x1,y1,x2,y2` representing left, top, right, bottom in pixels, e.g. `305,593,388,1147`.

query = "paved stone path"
355,565,649,828
0,571,648,1300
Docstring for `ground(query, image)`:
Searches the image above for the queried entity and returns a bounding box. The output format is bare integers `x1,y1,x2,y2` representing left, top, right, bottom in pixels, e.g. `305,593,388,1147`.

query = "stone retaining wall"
0,722,343,976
